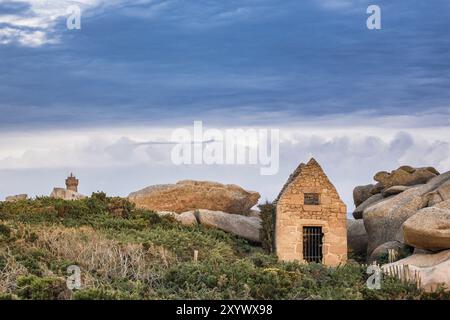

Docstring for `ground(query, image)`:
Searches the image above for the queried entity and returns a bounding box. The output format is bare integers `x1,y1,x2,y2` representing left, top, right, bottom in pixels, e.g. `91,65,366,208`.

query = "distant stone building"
65,173,79,192
49,173,86,201
274,158,347,266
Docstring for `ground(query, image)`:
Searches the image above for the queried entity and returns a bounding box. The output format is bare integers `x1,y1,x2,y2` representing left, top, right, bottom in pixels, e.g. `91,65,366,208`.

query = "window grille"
303,226,324,263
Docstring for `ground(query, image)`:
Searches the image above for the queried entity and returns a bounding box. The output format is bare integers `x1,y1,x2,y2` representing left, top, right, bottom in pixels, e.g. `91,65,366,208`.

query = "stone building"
274,158,347,266
50,173,86,201
65,173,79,192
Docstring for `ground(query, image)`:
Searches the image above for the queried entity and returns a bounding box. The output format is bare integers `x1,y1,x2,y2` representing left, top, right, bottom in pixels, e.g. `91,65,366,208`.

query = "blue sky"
1,0,450,209
1,0,449,128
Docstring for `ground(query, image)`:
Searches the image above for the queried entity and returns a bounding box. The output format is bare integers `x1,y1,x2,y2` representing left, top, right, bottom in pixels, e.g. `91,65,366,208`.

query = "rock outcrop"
381,185,412,197
248,209,261,218
368,241,410,264
422,180,450,207
155,211,198,226
5,194,28,202
176,211,198,226
50,188,87,201
192,209,261,242
435,180,450,201
351,163,449,272
153,209,261,241
363,186,428,255
353,193,384,219
353,184,376,207
128,180,260,215
352,166,440,219
347,219,368,257
373,166,439,190
382,250,450,292
403,207,450,251
434,199,450,210
364,171,450,256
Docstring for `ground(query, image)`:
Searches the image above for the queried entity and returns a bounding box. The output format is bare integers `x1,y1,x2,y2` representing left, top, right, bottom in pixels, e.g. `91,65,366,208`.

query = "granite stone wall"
275,159,347,266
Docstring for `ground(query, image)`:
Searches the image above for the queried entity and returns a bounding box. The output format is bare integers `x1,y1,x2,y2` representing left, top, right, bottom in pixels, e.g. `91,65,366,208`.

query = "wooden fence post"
194,250,199,262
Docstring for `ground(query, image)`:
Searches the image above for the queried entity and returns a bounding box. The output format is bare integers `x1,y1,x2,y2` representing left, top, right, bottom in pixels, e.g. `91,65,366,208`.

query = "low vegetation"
258,202,276,254
0,194,448,300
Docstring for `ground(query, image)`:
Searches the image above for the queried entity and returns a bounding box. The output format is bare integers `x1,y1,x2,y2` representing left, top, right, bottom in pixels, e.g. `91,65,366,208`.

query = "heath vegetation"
0,194,448,300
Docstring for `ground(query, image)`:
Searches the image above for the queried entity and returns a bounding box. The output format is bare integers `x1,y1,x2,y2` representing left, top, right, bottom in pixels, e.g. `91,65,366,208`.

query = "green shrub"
348,251,367,264
90,191,107,203
107,197,134,218
0,293,15,300
0,256,7,270
0,223,11,239
14,248,48,276
0,197,448,300
0,195,140,230
258,201,275,253
16,275,68,300
73,288,138,300
250,252,278,268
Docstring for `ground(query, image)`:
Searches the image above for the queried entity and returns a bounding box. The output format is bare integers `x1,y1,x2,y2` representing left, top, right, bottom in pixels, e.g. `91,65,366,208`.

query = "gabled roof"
274,158,320,204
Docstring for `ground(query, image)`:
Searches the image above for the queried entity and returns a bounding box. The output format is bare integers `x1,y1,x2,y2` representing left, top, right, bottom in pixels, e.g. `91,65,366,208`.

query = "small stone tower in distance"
65,173,79,192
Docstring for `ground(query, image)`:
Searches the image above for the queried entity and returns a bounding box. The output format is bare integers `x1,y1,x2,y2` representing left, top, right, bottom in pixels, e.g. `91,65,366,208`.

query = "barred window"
304,193,320,205
303,226,324,263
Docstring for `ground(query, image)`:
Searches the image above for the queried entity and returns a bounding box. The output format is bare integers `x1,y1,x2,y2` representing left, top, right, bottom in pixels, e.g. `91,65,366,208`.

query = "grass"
0,195,448,300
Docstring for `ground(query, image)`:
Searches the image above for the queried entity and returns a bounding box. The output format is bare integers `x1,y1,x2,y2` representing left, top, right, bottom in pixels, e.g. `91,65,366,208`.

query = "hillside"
0,194,447,300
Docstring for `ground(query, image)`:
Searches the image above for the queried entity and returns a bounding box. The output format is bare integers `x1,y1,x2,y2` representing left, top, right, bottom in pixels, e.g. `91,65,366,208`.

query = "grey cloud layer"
1,127,449,210
1,0,450,128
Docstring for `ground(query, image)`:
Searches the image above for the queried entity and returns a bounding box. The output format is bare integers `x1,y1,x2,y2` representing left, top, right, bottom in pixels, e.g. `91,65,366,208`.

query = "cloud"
1,0,450,123
314,0,367,10
0,1,31,15
0,27,57,46
1,0,449,209
0,0,126,46
0,0,272,47
1,116,449,209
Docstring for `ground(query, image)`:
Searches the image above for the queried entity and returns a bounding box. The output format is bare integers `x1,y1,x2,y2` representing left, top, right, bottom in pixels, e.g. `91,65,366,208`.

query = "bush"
373,245,414,265
16,275,69,300
258,202,276,253
73,288,138,300
107,197,135,218
0,197,448,300
14,248,48,276
250,252,278,268
0,224,11,239
0,293,15,300
0,195,138,228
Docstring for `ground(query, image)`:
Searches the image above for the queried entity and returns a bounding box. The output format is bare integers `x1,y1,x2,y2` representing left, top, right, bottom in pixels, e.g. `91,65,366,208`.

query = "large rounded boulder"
128,180,260,215
364,171,450,256
403,207,450,251
374,166,439,189
5,194,28,202
368,241,411,264
352,193,384,219
353,184,376,207
347,219,368,257
192,209,261,242
155,211,198,226
382,250,450,292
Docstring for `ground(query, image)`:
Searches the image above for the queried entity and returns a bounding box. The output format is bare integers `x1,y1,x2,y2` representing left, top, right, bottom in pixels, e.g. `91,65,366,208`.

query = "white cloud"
0,27,57,46
1,113,449,209
0,0,278,46
0,0,126,47
314,0,367,11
